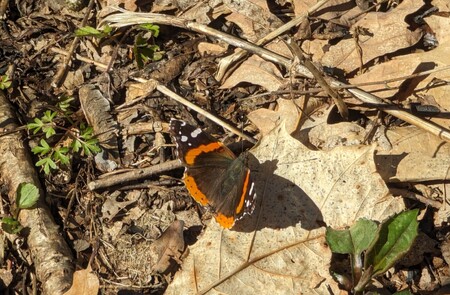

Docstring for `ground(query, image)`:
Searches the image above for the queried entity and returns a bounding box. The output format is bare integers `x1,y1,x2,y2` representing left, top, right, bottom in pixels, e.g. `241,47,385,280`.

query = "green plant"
27,97,101,174
326,209,419,295
1,182,40,234
75,25,112,38
134,24,163,68
0,75,12,89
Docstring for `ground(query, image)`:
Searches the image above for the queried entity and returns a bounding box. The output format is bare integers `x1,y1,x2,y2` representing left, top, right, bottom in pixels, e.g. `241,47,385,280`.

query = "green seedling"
134,30,164,68
27,96,101,174
1,182,40,234
326,209,419,295
139,23,160,37
0,75,12,90
75,25,112,38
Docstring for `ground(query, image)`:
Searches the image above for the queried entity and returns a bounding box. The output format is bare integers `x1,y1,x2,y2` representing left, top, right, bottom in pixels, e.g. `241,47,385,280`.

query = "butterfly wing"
170,119,256,228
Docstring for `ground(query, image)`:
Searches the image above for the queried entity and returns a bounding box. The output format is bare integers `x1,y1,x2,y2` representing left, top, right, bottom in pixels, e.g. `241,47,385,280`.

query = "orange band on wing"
184,142,230,165
235,170,251,214
184,174,209,205
215,213,235,229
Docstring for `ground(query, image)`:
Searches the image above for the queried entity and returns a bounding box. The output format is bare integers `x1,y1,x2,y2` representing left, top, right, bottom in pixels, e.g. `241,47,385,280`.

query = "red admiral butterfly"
170,119,256,228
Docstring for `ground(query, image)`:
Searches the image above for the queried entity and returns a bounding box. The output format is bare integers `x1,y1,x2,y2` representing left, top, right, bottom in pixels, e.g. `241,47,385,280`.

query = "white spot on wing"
181,135,188,142
191,128,202,138
249,182,255,196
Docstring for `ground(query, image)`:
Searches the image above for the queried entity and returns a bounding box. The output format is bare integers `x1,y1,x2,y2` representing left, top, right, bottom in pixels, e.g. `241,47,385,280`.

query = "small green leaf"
82,138,101,156
365,209,419,277
43,126,56,138
75,26,102,37
53,147,70,165
1,217,23,234
133,34,163,68
0,75,12,90
16,182,39,209
102,25,112,34
139,23,160,37
32,139,52,155
75,25,112,38
152,50,164,61
42,110,56,123
71,139,82,153
57,95,75,112
27,118,44,134
36,157,57,174
326,219,378,255
80,125,94,139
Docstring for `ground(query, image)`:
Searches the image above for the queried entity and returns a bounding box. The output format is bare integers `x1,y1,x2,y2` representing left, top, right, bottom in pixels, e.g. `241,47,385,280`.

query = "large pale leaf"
166,122,405,294
221,54,284,91
320,0,423,73
350,14,450,128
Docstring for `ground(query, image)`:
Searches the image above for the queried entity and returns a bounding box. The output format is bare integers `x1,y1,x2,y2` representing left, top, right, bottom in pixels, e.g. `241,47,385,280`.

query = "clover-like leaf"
71,139,82,153
81,138,101,156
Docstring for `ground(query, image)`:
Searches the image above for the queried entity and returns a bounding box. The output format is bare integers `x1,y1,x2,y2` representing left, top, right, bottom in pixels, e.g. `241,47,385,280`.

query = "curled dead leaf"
63,265,99,295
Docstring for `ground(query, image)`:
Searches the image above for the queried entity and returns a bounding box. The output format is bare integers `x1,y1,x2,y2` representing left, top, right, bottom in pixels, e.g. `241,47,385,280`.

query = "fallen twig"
0,91,74,295
103,9,450,142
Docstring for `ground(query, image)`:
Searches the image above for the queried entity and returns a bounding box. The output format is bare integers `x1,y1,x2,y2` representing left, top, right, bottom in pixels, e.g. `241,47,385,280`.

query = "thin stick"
285,38,348,119
103,10,450,142
215,0,330,81
88,159,181,190
133,77,257,144
52,0,96,87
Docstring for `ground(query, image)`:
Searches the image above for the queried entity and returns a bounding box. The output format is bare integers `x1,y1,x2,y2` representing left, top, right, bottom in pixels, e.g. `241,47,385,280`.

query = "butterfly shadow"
233,153,324,233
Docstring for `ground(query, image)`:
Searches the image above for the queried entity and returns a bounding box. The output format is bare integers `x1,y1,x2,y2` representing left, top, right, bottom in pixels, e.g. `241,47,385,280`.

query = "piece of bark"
0,91,74,294
79,85,120,172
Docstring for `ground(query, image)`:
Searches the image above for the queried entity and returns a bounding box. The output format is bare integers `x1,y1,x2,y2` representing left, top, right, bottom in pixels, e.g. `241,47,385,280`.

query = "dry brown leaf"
149,220,185,274
223,0,283,41
320,0,423,73
221,55,284,91
151,0,177,13
178,2,213,24
62,70,84,92
292,0,318,15
106,0,137,12
63,265,99,295
166,121,405,294
247,98,301,136
101,191,138,221
433,0,450,11
350,15,450,127
376,127,450,183
293,0,357,22
197,42,228,56
0,269,13,289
